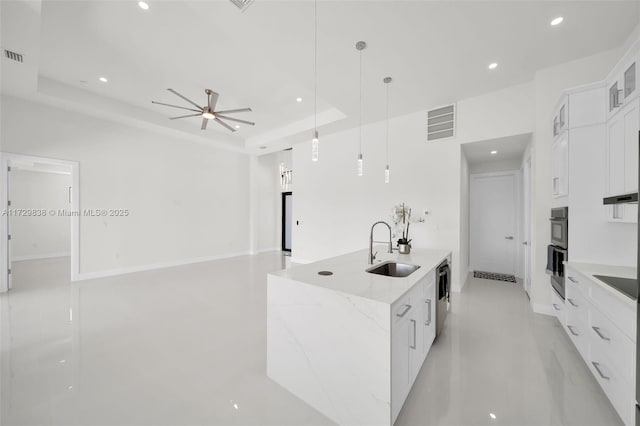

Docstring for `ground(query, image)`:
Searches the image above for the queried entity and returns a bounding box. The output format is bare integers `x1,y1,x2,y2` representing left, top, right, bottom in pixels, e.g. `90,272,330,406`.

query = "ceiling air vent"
427,104,455,141
229,0,255,12
3,49,23,63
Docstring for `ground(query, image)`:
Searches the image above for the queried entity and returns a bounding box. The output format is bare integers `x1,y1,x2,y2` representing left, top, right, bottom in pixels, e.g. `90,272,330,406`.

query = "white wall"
1,95,251,276
11,169,71,260
468,158,522,175
530,47,626,312
458,150,470,287
292,82,535,291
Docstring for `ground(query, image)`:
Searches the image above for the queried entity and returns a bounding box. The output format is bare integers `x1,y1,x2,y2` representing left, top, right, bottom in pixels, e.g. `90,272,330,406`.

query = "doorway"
523,155,532,296
470,172,518,275
281,192,292,252
0,153,79,292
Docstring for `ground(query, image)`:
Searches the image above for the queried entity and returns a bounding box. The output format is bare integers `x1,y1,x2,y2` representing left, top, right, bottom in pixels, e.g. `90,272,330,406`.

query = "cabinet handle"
591,362,610,380
567,325,579,336
396,304,412,318
410,319,417,350
567,298,579,307
425,299,431,326
567,276,578,283
592,326,610,341
552,304,561,311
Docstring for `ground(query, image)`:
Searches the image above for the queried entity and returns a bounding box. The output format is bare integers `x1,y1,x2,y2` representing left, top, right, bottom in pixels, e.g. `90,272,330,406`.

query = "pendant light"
383,76,392,183
356,41,367,176
311,0,319,162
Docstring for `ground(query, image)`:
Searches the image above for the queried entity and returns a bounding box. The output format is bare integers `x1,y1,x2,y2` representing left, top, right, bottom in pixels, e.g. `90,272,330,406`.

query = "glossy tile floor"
1,254,622,426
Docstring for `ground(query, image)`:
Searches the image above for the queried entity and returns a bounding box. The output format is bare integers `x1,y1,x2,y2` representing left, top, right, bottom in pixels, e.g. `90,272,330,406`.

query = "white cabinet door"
606,114,625,196
623,98,639,193
422,281,436,359
552,134,569,198
391,315,410,423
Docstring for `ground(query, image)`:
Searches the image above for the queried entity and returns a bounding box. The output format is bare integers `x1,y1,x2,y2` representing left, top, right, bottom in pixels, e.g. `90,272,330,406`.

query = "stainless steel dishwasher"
435,260,450,338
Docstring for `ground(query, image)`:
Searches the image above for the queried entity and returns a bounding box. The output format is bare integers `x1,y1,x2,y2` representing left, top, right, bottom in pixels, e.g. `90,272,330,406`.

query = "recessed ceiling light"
259,146,267,150
138,1,149,10
489,413,497,420
296,97,303,103
490,150,497,154
550,16,564,26
99,77,108,83
488,63,498,70
234,125,240,129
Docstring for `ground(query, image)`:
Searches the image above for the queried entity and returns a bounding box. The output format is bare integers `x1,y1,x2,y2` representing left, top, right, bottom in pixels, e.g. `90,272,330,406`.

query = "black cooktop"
592,275,638,300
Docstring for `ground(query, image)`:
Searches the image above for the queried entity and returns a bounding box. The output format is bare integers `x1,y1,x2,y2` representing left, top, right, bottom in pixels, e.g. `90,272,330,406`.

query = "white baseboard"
13,252,70,262
257,247,281,254
532,302,554,316
288,257,312,264
76,251,252,281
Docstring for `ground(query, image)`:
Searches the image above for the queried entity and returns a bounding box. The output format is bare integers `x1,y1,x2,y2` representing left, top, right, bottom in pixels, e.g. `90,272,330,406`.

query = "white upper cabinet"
552,133,569,198
607,43,639,120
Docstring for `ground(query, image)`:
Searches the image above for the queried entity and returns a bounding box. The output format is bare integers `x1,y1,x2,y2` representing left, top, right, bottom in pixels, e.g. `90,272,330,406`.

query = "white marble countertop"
270,248,451,305
564,261,637,308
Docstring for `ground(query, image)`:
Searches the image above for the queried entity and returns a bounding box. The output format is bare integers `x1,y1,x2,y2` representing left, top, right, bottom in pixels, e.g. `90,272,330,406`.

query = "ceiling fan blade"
152,101,202,113
169,113,203,120
201,118,208,130
215,118,236,132
215,115,255,126
214,108,252,114
167,88,204,110
209,91,219,111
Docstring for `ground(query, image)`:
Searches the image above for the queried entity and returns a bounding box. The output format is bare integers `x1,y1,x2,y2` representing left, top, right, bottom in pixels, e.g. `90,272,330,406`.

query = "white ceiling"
2,1,639,154
462,133,531,165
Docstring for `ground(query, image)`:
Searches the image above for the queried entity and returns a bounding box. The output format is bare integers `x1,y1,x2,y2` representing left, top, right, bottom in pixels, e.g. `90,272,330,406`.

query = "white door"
523,158,532,296
470,172,517,275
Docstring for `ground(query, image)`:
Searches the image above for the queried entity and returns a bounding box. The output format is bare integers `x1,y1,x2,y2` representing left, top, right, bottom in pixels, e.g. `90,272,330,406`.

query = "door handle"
592,326,610,341
567,298,578,307
591,362,610,380
425,299,431,326
396,304,412,318
505,236,514,240
552,304,561,311
567,325,579,336
410,319,417,350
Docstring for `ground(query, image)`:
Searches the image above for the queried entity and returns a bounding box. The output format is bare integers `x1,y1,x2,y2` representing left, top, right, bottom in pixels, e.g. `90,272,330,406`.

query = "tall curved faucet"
369,221,393,264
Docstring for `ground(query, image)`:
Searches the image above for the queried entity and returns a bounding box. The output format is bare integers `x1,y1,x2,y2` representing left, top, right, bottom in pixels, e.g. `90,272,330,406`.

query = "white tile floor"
0,253,623,425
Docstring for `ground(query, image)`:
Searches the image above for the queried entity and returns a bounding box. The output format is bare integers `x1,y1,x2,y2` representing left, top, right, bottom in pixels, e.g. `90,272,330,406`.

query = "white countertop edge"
564,261,637,308
268,248,451,305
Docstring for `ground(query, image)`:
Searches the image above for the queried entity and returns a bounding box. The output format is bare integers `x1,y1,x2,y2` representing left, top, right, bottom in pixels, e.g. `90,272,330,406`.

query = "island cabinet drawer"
564,289,588,358
551,289,566,326
565,267,591,297
392,294,414,328
588,279,636,341
588,304,636,382
588,340,635,426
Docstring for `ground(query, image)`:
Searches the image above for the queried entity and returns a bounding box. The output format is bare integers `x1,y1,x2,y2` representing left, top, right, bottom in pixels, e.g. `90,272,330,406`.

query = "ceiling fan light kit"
152,88,254,133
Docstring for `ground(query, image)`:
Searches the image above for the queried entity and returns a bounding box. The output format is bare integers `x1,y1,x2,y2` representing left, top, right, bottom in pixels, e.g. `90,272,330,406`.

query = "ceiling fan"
152,88,254,132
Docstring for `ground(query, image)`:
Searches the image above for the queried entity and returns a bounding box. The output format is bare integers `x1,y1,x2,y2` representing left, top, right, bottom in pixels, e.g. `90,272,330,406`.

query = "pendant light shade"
356,40,366,176
383,76,392,183
311,130,319,162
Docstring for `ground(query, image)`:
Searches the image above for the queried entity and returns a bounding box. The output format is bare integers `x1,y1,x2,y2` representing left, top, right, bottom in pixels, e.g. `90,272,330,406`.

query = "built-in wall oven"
548,207,568,299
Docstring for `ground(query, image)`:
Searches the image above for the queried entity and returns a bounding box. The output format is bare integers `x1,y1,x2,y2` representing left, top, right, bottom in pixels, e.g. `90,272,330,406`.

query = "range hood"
603,192,638,205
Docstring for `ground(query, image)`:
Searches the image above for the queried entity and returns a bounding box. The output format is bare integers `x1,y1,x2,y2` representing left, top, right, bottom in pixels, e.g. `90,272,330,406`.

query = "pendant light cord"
386,81,389,163
314,0,317,132
359,48,362,154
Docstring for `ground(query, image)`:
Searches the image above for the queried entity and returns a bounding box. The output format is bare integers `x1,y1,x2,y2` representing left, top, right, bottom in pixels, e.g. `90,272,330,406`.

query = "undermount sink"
366,261,421,278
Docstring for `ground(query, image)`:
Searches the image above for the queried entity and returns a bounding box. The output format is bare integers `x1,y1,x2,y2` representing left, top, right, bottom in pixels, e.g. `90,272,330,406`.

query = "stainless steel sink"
366,261,421,278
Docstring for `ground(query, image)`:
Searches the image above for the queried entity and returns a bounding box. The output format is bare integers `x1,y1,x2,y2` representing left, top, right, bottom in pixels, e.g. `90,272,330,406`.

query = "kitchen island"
267,248,451,426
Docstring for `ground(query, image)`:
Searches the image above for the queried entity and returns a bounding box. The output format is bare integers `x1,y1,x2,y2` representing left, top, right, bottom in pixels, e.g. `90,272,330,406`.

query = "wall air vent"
3,49,23,63
427,104,455,141
229,0,255,12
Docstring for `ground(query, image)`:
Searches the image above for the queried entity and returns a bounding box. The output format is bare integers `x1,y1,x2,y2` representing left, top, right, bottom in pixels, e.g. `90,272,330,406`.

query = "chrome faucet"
369,221,393,264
